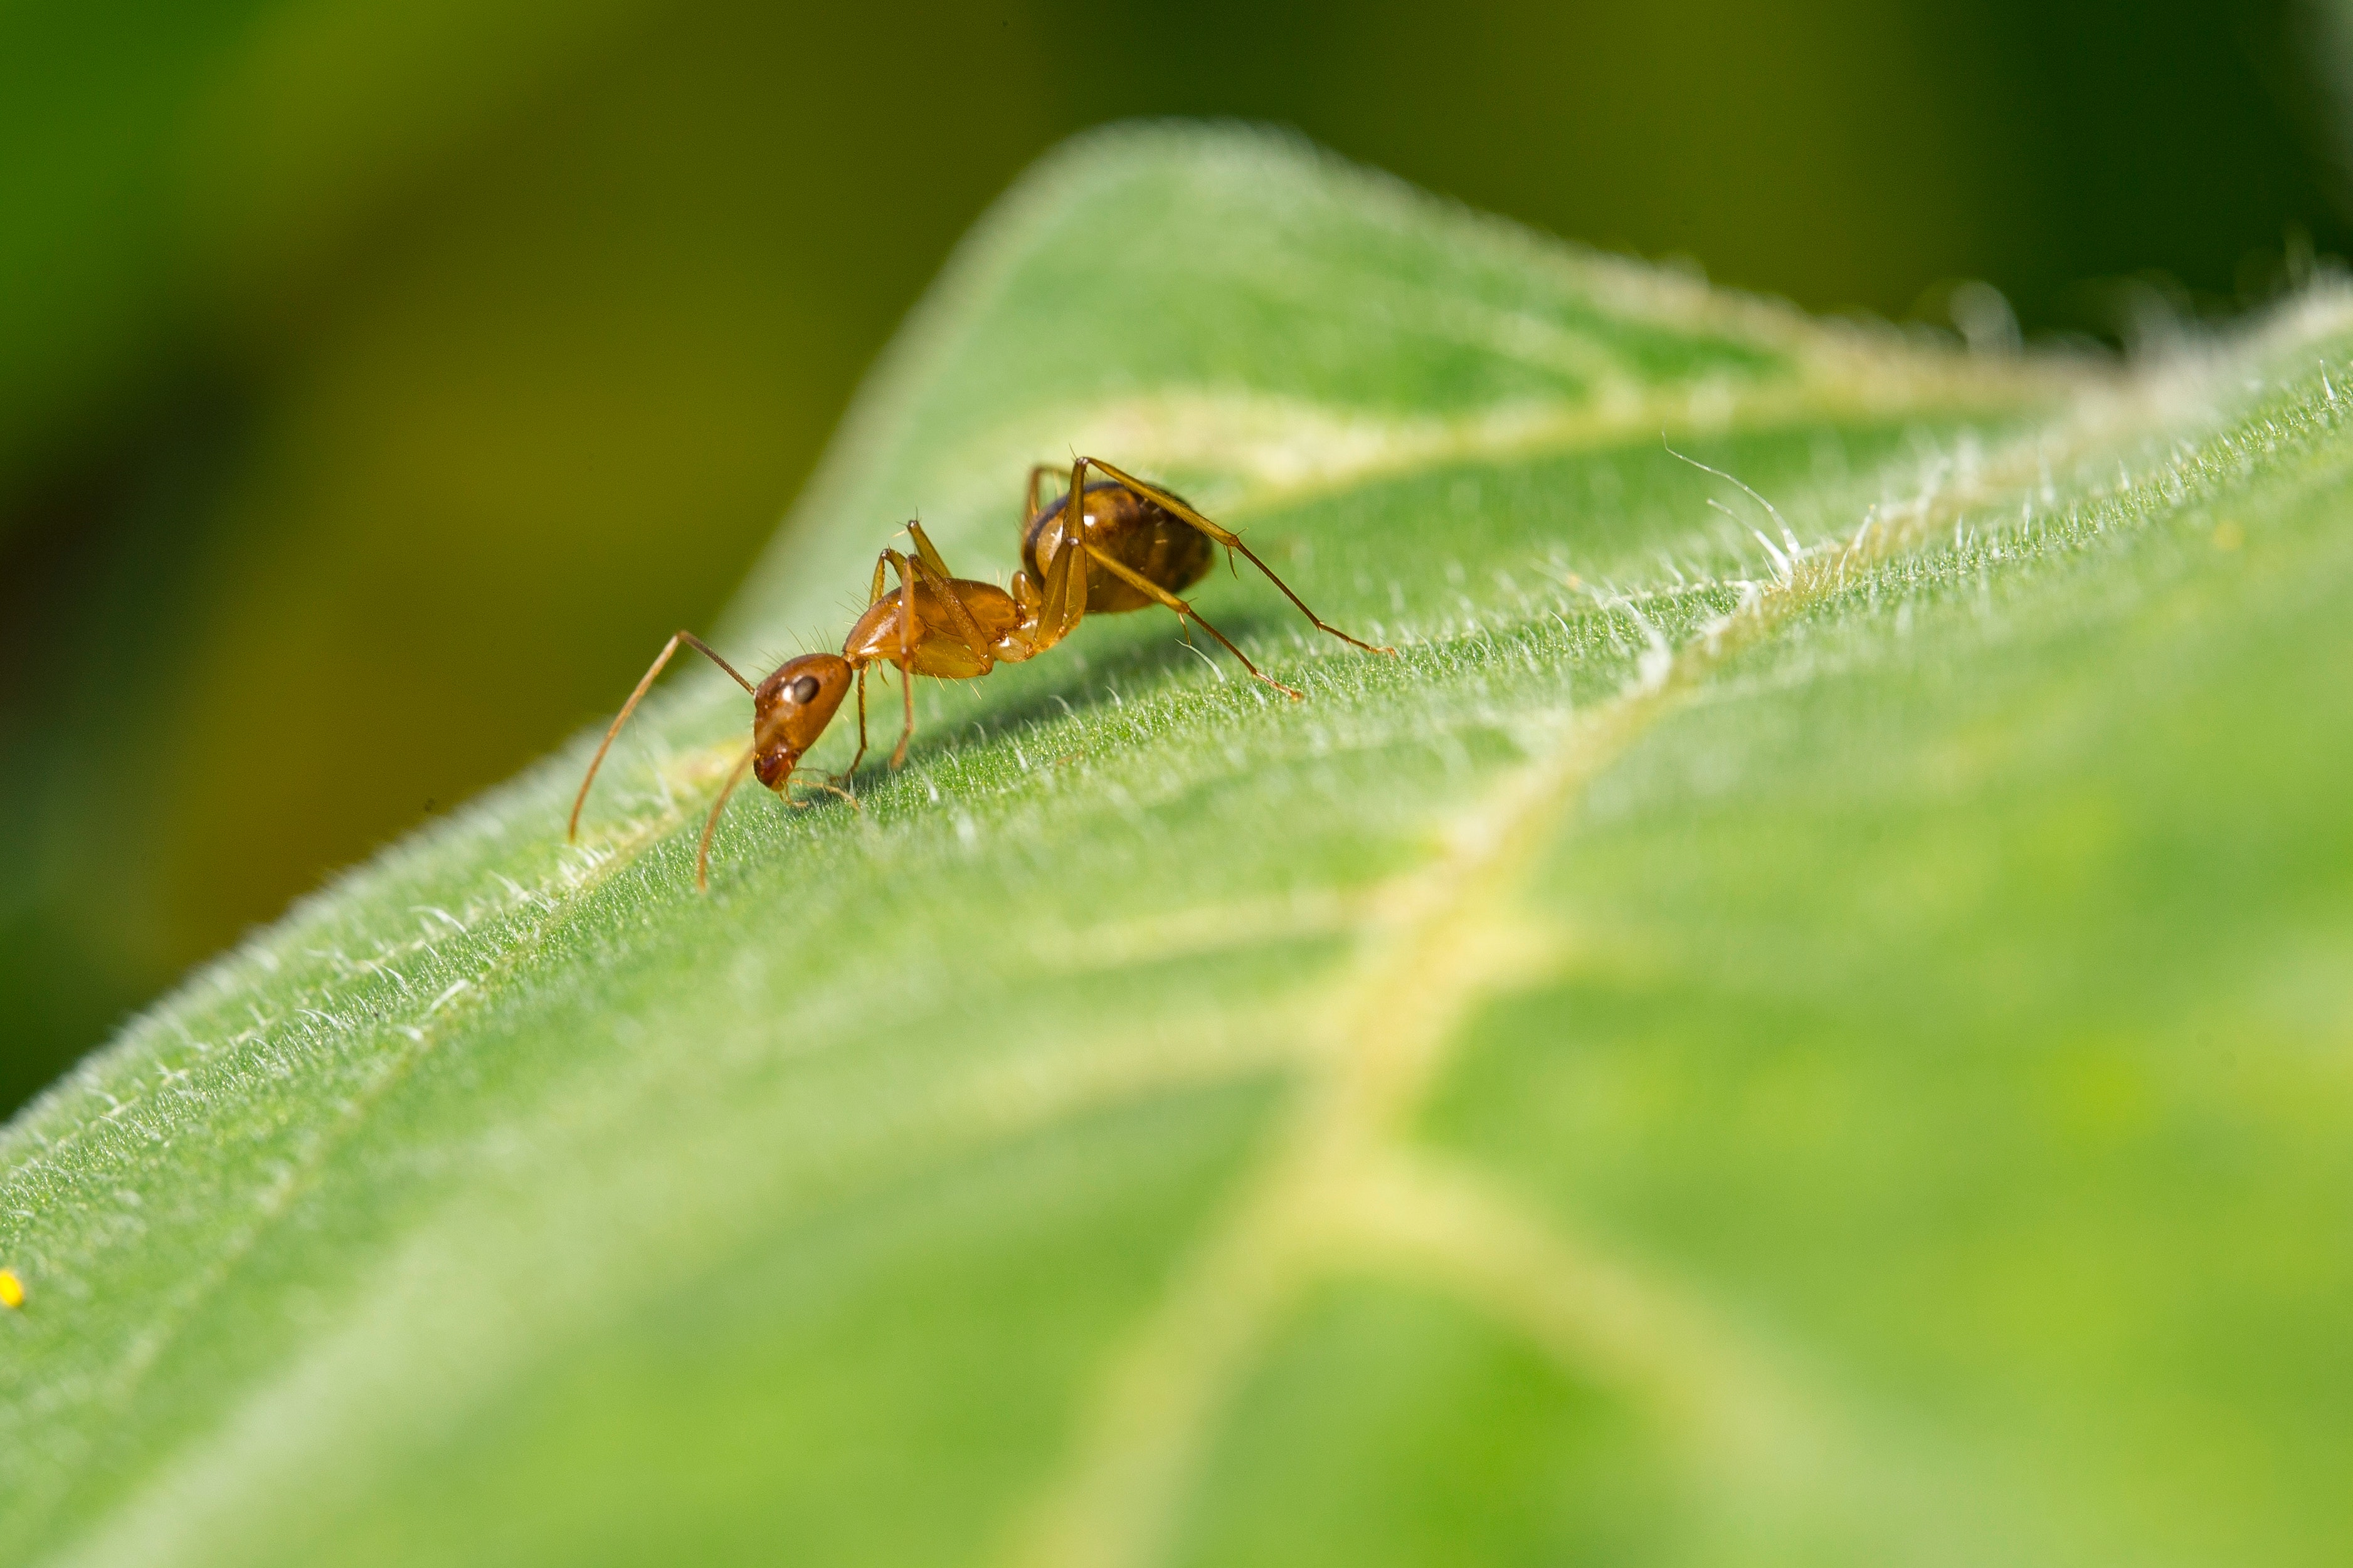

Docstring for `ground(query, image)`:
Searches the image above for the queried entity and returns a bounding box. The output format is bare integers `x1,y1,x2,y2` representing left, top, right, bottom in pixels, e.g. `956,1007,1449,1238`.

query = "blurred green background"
3,0,2348,1113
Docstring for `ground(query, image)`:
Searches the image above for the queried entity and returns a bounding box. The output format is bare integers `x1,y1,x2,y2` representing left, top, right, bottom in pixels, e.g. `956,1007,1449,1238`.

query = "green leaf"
6,124,2350,1565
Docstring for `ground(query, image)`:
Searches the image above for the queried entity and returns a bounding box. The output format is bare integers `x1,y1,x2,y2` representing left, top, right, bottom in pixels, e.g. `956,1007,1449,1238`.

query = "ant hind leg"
1081,456,1396,657
1082,542,1303,700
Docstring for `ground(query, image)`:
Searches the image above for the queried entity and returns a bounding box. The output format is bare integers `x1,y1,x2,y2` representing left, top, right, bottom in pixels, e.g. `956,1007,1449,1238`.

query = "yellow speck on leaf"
2213,520,2245,551
0,1269,23,1309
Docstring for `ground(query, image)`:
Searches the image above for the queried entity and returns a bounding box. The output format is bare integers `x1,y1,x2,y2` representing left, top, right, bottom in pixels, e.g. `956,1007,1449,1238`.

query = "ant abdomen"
1025,480,1215,613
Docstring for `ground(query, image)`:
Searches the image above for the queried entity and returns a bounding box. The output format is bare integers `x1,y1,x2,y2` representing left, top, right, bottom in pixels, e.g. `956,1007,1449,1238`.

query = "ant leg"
891,666,919,769
1000,463,1093,660
905,550,1000,673
1042,456,1093,637
1083,543,1304,700
844,666,872,780
890,550,920,768
892,526,998,670
1080,456,1396,656
571,631,756,841
783,768,860,809
906,520,954,581
1024,463,1057,525
695,744,760,891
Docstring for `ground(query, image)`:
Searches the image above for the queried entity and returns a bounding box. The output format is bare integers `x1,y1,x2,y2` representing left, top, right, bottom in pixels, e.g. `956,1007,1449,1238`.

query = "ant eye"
789,675,821,705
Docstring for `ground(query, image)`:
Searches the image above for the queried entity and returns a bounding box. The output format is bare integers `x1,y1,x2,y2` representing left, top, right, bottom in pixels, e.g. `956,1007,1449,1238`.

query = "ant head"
751,653,852,787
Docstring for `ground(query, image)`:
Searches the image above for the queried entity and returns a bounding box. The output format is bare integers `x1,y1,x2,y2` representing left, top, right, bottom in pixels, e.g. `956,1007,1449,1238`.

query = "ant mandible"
568,455,1395,888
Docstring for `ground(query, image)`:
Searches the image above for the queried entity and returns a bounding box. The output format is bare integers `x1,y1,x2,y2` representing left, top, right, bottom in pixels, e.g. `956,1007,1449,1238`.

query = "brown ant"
569,456,1394,887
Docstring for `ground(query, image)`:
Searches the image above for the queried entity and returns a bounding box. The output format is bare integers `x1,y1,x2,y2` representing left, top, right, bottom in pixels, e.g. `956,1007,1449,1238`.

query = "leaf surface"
5,126,2350,1567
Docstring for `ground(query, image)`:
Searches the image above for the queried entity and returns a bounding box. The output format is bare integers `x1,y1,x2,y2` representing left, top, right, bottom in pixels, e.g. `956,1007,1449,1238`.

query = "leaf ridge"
1,744,737,1540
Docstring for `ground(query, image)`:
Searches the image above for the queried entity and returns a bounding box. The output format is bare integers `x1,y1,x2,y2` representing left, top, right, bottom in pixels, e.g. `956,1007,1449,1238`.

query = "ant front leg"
890,665,918,769
888,549,920,769
1081,456,1397,656
571,631,757,841
777,768,861,813
843,666,872,781
838,544,902,786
